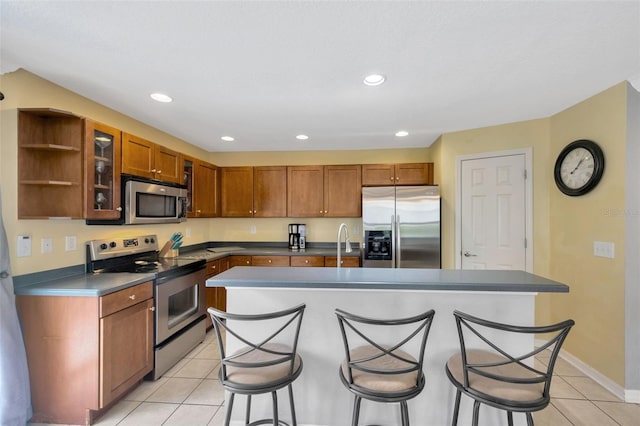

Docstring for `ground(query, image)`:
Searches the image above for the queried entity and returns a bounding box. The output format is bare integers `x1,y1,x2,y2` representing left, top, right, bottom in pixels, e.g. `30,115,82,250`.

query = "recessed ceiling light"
363,74,386,86
395,131,409,137
221,136,235,142
150,93,173,103
296,134,309,140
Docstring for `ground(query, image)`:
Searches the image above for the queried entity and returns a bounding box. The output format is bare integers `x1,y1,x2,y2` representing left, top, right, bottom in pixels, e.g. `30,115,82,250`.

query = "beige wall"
548,83,629,386
1,69,634,388
431,119,552,272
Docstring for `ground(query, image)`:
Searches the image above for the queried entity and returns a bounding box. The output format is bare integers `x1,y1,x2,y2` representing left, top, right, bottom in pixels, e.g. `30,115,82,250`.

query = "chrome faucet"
336,223,353,268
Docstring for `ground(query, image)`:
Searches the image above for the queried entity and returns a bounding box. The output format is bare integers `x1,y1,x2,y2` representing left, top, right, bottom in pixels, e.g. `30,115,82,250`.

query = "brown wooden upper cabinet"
18,108,85,219
362,163,434,186
84,119,122,220
221,166,287,217
184,156,219,218
287,165,361,217
122,132,182,184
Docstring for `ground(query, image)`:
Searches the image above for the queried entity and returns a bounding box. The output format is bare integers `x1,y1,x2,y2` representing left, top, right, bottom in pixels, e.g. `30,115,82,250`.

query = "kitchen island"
207,267,569,426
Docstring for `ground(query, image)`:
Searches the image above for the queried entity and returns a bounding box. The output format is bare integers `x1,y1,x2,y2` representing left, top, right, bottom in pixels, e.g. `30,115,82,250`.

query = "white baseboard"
536,339,639,403
625,389,640,403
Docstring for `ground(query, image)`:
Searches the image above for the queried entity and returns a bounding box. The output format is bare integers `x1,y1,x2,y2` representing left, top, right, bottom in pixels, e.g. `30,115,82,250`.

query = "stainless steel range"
86,234,206,380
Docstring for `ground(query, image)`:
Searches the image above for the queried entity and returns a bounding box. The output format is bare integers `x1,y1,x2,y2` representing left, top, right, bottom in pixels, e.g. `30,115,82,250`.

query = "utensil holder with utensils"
159,232,183,258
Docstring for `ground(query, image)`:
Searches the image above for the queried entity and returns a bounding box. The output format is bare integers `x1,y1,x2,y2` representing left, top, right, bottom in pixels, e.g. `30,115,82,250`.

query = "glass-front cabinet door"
84,119,122,219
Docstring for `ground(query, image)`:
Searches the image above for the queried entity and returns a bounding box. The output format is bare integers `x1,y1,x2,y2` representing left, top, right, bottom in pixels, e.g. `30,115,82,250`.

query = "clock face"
554,140,604,196
559,147,595,189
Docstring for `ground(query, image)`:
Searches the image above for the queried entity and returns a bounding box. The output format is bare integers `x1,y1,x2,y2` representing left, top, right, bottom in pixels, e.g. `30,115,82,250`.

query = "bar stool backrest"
336,308,436,389
208,303,306,385
453,310,574,404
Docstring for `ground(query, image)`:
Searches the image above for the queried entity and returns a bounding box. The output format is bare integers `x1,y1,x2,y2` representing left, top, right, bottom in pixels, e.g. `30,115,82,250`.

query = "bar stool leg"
507,411,514,426
526,413,534,426
400,400,410,426
245,394,252,425
271,391,279,426
287,384,297,426
451,390,461,426
351,395,362,426
225,393,235,426
472,400,481,426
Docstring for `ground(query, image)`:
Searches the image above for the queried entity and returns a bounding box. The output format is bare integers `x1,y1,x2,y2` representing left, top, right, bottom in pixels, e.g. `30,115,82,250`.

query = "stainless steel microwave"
124,176,187,225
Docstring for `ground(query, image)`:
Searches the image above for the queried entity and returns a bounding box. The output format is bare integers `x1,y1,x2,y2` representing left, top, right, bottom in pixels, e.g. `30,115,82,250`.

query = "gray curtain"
0,189,32,425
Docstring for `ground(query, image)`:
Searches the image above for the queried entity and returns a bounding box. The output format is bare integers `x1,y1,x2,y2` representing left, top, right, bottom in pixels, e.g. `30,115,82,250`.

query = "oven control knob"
144,238,149,244
150,237,155,243
100,243,108,250
109,241,116,248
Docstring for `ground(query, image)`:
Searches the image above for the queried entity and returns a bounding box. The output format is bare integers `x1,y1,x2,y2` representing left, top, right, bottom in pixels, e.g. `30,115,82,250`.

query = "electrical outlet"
65,236,77,251
594,241,615,258
17,235,31,257
41,238,53,254
250,225,257,234
185,227,192,238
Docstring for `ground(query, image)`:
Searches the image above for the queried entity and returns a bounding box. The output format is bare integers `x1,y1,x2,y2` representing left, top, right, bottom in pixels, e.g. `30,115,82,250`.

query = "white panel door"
460,154,526,270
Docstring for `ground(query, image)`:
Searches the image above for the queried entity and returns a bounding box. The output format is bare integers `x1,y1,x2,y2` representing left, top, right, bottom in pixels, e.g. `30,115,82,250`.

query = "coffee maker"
288,223,306,251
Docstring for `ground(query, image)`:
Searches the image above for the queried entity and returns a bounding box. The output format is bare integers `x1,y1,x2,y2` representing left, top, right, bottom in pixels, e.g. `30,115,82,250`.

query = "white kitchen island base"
223,287,536,426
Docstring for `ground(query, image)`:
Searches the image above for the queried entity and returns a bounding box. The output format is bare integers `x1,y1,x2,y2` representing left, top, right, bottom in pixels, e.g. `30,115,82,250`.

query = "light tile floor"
29,333,640,426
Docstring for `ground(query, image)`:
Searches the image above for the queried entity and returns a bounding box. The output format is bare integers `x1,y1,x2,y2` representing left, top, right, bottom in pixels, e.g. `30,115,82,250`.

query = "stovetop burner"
99,259,160,274
86,234,205,278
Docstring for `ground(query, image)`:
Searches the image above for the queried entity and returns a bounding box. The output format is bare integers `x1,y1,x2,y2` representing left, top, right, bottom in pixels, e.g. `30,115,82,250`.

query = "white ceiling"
1,1,639,153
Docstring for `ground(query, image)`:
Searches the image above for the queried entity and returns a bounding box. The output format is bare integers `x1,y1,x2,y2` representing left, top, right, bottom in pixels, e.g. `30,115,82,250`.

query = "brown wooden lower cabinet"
325,256,361,267
252,255,290,266
205,258,229,323
290,255,325,267
16,281,154,425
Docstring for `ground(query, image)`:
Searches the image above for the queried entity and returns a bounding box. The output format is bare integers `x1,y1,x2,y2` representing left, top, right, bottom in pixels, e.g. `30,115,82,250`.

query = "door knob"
463,251,477,257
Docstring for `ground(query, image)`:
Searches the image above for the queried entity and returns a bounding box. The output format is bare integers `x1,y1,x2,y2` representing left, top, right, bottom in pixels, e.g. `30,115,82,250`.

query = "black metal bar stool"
445,310,574,426
335,308,436,426
208,303,306,426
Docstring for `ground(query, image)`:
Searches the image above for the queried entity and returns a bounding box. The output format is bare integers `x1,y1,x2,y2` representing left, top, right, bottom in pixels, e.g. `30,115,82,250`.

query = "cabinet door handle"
150,306,155,312
129,294,136,300
463,251,477,257
305,260,309,264
116,206,122,211
157,170,162,174
390,177,394,181
151,169,156,173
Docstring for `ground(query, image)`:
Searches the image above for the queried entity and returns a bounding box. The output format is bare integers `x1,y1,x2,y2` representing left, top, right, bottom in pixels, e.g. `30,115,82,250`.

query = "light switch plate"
65,236,77,251
41,238,53,254
594,241,615,258
17,235,31,257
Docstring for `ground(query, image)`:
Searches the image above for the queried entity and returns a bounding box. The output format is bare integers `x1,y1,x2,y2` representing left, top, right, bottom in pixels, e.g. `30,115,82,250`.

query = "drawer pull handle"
129,294,136,300
150,307,155,311
268,259,272,263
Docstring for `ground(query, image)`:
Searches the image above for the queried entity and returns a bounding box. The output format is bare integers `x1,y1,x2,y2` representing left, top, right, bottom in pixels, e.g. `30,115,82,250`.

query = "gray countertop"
13,271,156,297
177,246,359,260
207,266,569,293
13,244,360,297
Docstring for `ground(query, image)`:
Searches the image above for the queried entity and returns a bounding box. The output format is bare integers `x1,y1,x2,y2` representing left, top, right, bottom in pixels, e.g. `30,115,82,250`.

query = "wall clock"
554,139,605,196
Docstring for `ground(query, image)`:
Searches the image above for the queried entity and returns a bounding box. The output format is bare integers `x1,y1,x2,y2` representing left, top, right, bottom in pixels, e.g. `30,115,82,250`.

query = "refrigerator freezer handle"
396,215,401,268
391,215,396,266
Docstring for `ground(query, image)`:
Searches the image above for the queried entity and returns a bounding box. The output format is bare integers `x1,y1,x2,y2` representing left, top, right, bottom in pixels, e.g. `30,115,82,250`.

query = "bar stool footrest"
248,420,290,426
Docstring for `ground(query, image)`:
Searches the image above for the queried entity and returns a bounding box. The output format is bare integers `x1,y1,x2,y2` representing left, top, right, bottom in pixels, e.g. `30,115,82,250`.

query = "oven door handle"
155,264,205,285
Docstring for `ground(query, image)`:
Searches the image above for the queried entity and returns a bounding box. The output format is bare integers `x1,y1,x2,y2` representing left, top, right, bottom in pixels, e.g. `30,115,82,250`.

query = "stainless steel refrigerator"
361,186,441,268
